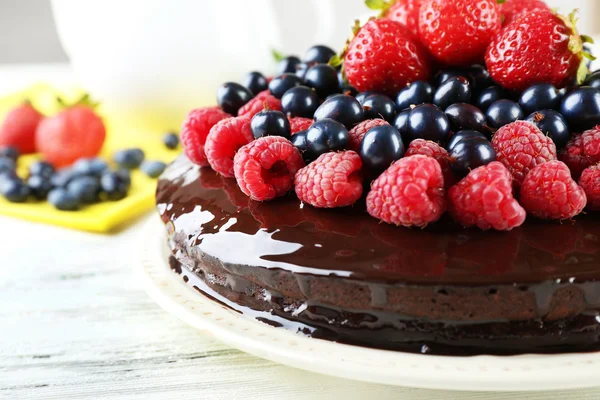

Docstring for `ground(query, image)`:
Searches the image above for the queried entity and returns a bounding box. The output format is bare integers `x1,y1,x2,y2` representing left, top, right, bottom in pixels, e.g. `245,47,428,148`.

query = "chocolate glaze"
157,155,600,355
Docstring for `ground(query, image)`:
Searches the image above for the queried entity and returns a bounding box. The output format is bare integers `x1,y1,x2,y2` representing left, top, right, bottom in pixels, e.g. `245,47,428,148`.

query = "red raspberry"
448,162,526,231
234,136,304,201
348,119,389,152
491,121,557,187
237,90,281,118
559,127,600,179
579,164,600,211
366,155,446,227
405,139,456,188
205,116,254,178
294,151,363,208
180,107,231,167
0,103,44,154
289,117,313,134
520,161,586,220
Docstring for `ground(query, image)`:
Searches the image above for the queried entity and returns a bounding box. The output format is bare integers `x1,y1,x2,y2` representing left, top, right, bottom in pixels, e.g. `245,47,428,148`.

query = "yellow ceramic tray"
0,84,180,233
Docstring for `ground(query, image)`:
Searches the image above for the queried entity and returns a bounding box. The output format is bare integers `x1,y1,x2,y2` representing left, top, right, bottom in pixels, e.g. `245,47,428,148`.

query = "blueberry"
216,82,254,115
303,45,336,64
433,68,468,87
518,83,561,115
114,148,145,169
560,87,600,132
1,178,29,203
475,86,504,112
277,55,301,75
100,172,130,201
486,100,524,129
359,125,405,173
395,81,433,111
433,76,471,110
449,135,496,177
27,161,54,178
72,158,108,177
467,64,494,94
243,71,268,95
444,103,489,136
268,73,304,99
406,104,451,144
314,94,364,129
48,188,79,210
362,94,396,122
67,176,100,203
281,86,319,118
250,110,291,140
0,157,16,174
447,130,487,151
526,110,570,150
27,175,53,200
116,169,132,186
304,64,340,98
0,146,19,161
50,168,77,188
585,71,600,90
162,132,180,150
291,130,308,154
356,91,377,105
139,160,166,179
0,169,18,190
304,119,349,161
393,110,410,138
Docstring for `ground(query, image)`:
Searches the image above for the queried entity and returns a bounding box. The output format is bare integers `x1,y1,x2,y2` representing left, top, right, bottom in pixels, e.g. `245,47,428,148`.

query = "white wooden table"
2,64,600,400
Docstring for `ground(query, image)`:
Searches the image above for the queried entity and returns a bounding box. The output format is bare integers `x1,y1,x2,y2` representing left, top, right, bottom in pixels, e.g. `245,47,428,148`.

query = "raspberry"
347,119,389,152
448,162,526,231
237,90,281,118
405,139,457,188
294,151,363,208
520,160,586,220
559,127,600,179
366,155,446,227
205,116,254,178
579,164,600,211
289,117,313,134
491,121,557,186
180,107,231,167
234,136,304,201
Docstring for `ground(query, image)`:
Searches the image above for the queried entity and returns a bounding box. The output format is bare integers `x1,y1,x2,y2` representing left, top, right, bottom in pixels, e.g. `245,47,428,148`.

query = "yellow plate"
0,84,180,233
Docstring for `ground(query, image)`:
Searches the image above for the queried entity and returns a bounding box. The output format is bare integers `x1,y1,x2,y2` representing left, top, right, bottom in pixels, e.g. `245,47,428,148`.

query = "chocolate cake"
156,155,600,355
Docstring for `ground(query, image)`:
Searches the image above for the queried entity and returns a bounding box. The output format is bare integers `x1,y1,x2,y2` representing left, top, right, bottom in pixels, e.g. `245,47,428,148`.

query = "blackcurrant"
518,83,561,115
406,104,451,144
433,76,471,110
268,74,304,99
243,71,268,96
526,110,570,150
486,100,523,130
395,81,433,111
362,94,396,122
217,82,253,115
304,119,349,161
314,94,364,129
250,110,291,140
360,125,405,174
281,86,319,118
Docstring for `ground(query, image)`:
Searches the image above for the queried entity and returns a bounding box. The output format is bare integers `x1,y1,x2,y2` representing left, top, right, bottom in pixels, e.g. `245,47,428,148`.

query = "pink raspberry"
579,164,600,211
520,160,587,220
205,116,254,178
347,119,389,152
491,121,557,187
237,90,281,118
294,151,363,208
289,117,313,134
405,139,457,188
559,126,600,179
448,161,526,231
180,107,231,166
366,155,446,227
233,136,304,201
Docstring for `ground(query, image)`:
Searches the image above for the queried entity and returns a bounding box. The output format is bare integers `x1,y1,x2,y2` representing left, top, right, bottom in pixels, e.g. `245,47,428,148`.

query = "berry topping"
205,116,254,178
361,94,396,123
560,87,600,132
395,80,433,111
73,158,107,179
48,187,79,210
303,45,336,64
141,160,167,178
27,175,52,200
162,132,180,150
520,160,586,220
234,136,304,201
433,76,472,110
348,119,389,152
448,162,526,231
67,176,100,203
268,74,304,99
366,154,446,227
304,64,340,98
1,178,29,203
485,99,524,130
525,110,571,150
359,124,405,174
344,19,431,96
304,119,350,161
475,86,504,112
281,86,319,118
579,165,600,211
294,150,363,208
0,103,44,154
237,90,282,119
180,107,231,167
28,160,55,178
313,94,364,129
405,139,456,188
559,126,600,179
406,104,450,144
113,148,145,170
447,130,487,151
448,133,496,177
243,71,268,96
216,82,253,115
518,83,561,115
250,110,291,140
100,171,130,201
444,103,488,135
288,117,314,135
491,121,557,186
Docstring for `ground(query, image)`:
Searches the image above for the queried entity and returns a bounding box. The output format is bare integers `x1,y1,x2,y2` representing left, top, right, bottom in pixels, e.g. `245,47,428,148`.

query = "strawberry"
343,19,431,96
382,0,423,34
418,0,501,66
0,102,44,154
36,106,106,168
485,10,594,91
499,0,551,26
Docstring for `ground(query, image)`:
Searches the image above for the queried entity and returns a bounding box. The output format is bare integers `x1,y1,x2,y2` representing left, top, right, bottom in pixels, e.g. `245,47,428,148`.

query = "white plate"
139,216,600,392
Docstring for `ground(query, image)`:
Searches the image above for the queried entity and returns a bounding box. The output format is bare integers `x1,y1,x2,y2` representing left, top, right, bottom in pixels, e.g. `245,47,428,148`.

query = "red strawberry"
485,10,592,91
344,19,431,96
35,106,105,168
499,0,550,26
383,0,423,34
418,0,501,66
0,103,44,154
